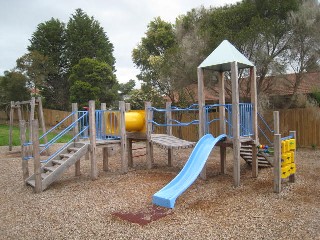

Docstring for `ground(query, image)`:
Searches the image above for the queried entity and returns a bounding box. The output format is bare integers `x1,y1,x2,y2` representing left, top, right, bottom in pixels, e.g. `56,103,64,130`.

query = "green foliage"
0,71,30,104
66,9,115,69
118,79,136,98
15,8,117,111
127,84,165,110
310,88,320,106
69,58,117,108
132,0,306,106
16,50,53,94
28,18,69,110
132,17,177,101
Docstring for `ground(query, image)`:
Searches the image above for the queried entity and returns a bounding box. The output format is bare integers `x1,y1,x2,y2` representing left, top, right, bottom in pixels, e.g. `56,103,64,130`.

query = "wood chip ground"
0,144,319,239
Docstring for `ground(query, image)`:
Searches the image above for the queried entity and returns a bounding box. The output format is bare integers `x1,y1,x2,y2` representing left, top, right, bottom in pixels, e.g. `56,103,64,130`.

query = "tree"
281,0,320,108
132,17,178,102
118,79,135,98
28,18,69,110
66,9,115,69
69,58,117,108
0,71,29,112
17,9,117,110
127,83,164,110
16,51,52,96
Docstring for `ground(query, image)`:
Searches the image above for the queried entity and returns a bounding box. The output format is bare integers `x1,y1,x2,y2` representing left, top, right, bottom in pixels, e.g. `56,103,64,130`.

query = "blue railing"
41,126,89,163
94,110,120,140
257,112,274,145
205,103,253,138
148,105,200,128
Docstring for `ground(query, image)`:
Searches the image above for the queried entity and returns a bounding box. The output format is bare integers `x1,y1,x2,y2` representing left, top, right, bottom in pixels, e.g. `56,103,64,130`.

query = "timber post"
9,101,14,151
145,102,153,169
89,100,98,180
37,97,49,155
119,101,128,173
197,68,207,180
273,111,281,193
20,120,29,181
250,67,258,178
166,102,173,167
72,103,80,176
289,130,296,183
32,120,42,193
218,71,227,174
231,61,241,187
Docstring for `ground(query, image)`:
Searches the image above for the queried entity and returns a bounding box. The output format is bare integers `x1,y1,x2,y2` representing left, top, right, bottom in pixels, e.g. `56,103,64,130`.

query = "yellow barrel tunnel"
105,110,146,135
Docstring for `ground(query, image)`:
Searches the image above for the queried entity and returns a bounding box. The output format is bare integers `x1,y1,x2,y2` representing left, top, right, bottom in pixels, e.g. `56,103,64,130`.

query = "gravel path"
0,144,319,239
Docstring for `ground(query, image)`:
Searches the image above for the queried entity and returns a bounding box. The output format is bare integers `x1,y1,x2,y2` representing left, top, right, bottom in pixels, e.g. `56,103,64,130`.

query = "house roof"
270,72,320,96
169,71,320,103
198,40,254,71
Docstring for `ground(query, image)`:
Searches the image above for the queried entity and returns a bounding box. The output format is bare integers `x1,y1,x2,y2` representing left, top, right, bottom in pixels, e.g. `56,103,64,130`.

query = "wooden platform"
151,134,196,149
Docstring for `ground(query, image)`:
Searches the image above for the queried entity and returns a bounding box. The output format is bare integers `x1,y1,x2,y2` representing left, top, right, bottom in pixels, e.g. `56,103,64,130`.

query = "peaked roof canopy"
198,40,254,71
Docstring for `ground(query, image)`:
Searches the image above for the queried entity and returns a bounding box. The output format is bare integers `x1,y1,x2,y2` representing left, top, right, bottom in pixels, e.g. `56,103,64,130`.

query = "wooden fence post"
89,100,98,180
32,120,42,193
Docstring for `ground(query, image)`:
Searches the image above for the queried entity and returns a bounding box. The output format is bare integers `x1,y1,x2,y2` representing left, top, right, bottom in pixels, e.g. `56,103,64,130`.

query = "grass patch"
0,124,72,146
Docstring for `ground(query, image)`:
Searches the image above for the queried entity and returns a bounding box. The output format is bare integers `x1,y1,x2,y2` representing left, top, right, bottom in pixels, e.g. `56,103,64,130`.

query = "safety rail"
148,105,200,128
40,126,88,163
204,104,228,135
94,110,121,140
22,111,89,161
40,111,88,154
205,103,253,138
257,112,274,145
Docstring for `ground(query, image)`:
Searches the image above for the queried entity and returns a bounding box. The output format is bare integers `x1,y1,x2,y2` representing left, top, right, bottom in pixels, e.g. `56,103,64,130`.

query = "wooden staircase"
26,142,89,191
240,144,273,167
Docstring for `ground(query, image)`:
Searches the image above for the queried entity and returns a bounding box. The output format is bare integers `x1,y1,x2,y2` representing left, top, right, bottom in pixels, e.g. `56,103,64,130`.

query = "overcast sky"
0,0,240,87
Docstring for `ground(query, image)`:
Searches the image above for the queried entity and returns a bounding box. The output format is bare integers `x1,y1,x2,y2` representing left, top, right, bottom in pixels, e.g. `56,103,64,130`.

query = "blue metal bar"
258,125,273,145
39,111,76,140
150,120,199,127
41,126,89,163
257,112,274,134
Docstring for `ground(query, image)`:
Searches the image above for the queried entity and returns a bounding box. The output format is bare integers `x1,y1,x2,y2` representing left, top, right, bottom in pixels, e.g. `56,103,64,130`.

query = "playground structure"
9,97,48,152
19,40,296,208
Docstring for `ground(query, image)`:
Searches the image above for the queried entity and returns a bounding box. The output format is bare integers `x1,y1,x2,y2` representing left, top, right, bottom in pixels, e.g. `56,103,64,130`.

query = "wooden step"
27,179,35,187
44,165,59,172
68,147,81,152
52,159,66,165
240,152,253,156
41,173,50,179
59,153,73,158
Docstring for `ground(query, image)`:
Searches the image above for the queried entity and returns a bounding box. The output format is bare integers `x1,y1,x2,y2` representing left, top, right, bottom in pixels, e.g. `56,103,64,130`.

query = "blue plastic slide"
152,134,227,208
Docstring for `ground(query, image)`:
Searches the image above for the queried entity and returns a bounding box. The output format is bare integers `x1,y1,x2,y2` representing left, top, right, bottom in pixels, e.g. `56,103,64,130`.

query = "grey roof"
198,40,254,71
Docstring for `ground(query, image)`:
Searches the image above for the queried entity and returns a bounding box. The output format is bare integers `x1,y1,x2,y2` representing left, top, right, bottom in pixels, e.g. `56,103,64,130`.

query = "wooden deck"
150,134,196,149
